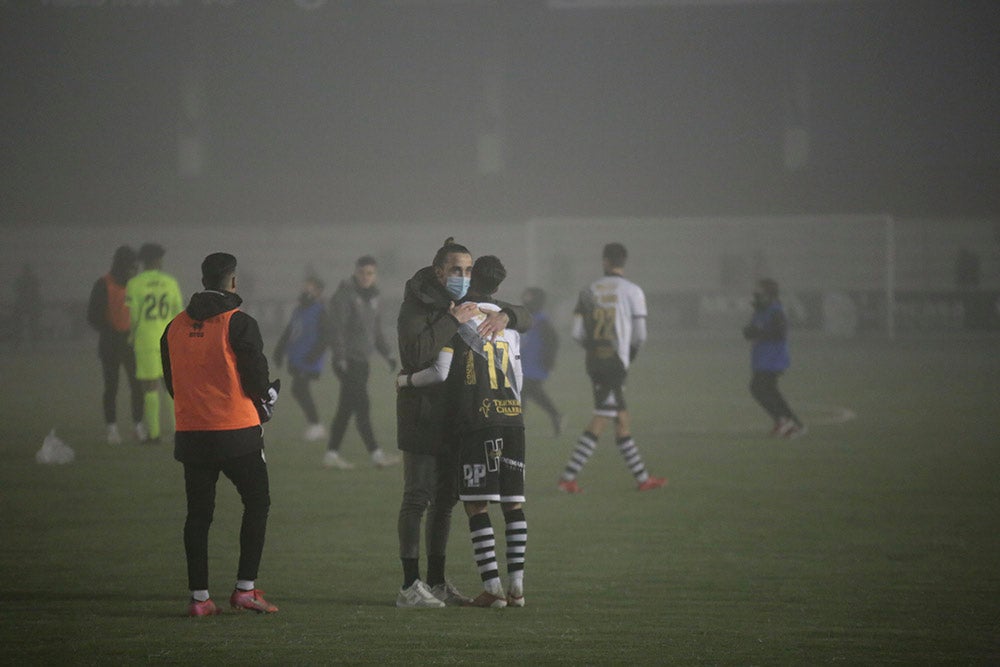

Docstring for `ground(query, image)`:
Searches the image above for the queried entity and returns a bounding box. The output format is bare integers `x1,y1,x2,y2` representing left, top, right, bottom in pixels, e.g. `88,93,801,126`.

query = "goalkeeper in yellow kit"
126,243,183,443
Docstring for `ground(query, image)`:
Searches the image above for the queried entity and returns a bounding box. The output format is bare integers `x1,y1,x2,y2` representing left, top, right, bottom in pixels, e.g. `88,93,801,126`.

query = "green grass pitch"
1,334,998,664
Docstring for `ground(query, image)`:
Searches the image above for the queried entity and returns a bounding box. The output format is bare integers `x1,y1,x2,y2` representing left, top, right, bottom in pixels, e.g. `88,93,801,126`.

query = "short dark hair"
201,252,238,290
523,286,546,311
603,242,627,268
432,237,471,269
471,255,506,296
138,242,165,265
757,278,779,298
356,255,377,268
305,274,325,291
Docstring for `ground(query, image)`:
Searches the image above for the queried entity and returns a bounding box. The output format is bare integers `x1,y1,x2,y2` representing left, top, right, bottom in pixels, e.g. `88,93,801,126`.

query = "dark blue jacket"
274,298,327,375
744,301,790,372
520,311,558,382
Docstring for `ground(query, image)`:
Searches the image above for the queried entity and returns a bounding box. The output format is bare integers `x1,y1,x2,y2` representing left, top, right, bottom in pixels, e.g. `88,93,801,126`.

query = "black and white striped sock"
503,508,527,587
617,435,649,484
469,512,501,593
562,431,598,480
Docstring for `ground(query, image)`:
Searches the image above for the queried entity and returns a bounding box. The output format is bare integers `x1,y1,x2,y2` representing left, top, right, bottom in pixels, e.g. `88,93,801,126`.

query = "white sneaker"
506,581,525,608
776,417,796,438
134,422,148,443
430,581,472,606
371,448,400,468
785,423,808,439
322,450,355,470
396,580,445,609
106,424,122,445
303,423,326,442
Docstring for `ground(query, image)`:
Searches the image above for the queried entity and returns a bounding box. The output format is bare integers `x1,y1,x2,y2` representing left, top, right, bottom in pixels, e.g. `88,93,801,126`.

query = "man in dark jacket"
324,256,398,469
394,238,532,608
87,245,143,444
161,252,281,617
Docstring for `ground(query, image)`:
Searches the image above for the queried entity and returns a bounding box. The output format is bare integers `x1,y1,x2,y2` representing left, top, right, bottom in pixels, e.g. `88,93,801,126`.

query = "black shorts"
458,426,525,504
588,357,628,417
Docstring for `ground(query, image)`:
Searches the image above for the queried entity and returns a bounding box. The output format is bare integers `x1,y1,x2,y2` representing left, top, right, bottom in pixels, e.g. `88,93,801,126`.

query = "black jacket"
328,278,393,365
161,290,272,463
395,266,532,455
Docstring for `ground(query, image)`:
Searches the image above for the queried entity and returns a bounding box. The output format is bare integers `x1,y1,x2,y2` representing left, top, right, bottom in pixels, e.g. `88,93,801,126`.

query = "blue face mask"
445,276,470,299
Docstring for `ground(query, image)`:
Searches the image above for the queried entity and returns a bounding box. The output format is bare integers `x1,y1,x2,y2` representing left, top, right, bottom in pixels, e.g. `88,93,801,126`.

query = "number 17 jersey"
449,302,524,435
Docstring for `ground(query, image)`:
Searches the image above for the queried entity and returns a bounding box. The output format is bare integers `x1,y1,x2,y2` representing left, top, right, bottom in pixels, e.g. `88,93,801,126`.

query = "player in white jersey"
398,256,529,608
558,243,666,493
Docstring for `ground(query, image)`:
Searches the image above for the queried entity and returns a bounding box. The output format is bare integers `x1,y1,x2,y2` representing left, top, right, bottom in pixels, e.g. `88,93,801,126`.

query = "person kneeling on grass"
397,256,528,608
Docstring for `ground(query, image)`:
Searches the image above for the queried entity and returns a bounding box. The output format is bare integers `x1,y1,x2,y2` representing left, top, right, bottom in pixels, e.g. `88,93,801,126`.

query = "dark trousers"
328,359,376,452
398,450,458,561
183,450,270,591
749,370,798,424
290,370,320,424
522,378,561,423
99,336,142,424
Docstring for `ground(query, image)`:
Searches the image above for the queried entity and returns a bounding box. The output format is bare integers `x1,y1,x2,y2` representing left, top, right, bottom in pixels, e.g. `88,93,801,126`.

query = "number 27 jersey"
125,269,183,351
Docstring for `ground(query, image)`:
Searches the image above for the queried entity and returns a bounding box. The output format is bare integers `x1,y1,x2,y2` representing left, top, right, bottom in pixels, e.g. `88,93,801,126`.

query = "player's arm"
86,278,106,332
629,288,649,361
160,323,174,398
571,288,593,346
397,300,462,371
397,346,454,389
228,311,271,399
125,281,140,332
170,281,184,319
492,299,533,334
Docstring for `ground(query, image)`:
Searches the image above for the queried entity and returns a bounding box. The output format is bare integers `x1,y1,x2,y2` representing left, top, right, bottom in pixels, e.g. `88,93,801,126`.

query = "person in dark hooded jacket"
160,252,281,617
273,275,328,443
87,245,143,444
394,237,533,608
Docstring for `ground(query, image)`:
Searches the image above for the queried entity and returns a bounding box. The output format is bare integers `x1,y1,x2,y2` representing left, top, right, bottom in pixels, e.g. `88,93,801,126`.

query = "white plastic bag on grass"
35,429,75,465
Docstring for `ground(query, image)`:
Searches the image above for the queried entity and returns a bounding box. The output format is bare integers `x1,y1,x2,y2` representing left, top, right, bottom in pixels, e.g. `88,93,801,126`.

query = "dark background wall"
2,0,998,226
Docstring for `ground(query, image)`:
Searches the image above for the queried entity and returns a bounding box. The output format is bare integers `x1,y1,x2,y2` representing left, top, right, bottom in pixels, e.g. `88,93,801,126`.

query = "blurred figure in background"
324,255,399,470
12,263,42,350
557,242,666,494
273,275,328,442
87,245,143,444
519,287,563,436
742,278,805,438
126,243,183,444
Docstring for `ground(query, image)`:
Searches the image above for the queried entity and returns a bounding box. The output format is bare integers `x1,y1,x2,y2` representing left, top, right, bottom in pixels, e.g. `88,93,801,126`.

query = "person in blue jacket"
520,287,563,436
273,275,328,441
742,278,805,438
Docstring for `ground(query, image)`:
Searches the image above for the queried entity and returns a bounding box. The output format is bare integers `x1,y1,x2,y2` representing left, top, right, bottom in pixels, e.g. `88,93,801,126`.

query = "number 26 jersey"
126,269,183,351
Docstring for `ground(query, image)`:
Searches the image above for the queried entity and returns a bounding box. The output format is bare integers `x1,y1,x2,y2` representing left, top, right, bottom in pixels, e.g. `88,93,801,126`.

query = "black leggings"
290,371,320,424
183,450,270,590
328,359,376,452
99,337,142,424
749,370,798,424
522,378,561,422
